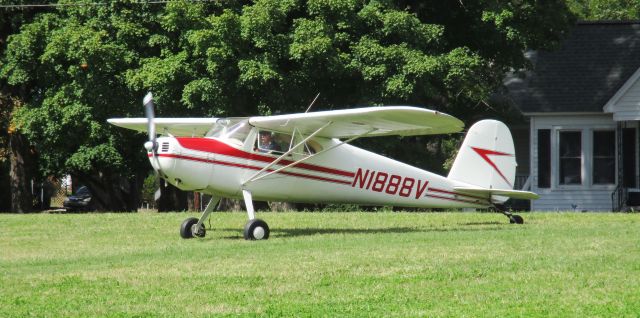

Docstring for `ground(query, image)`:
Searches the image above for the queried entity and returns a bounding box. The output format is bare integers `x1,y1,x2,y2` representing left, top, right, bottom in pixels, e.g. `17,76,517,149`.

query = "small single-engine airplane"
109,93,538,240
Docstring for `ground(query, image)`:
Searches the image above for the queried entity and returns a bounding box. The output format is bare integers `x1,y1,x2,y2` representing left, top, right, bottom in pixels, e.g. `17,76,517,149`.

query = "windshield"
206,125,225,138
212,120,252,146
75,186,90,196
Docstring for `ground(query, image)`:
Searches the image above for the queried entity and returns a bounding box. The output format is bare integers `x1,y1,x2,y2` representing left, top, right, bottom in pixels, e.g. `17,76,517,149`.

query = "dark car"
63,186,93,212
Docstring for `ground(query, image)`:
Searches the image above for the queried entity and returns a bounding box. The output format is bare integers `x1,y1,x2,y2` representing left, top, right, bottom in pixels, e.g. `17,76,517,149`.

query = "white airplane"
109,93,538,240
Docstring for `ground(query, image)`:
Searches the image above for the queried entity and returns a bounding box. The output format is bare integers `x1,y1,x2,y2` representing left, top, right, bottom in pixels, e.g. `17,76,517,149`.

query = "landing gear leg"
242,189,270,240
495,204,524,224
180,196,220,239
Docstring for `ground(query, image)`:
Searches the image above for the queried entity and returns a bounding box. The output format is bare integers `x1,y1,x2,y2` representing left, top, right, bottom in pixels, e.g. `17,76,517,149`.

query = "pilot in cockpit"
257,130,282,153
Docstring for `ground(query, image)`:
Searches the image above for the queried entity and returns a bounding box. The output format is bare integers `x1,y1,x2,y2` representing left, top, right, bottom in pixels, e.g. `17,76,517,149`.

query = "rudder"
447,120,516,190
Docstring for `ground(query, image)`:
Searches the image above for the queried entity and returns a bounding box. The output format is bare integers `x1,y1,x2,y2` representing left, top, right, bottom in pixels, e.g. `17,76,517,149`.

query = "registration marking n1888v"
351,168,428,199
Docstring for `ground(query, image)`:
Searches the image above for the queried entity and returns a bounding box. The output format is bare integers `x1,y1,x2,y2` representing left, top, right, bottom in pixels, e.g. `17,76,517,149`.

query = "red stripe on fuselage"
154,153,352,186
175,137,355,178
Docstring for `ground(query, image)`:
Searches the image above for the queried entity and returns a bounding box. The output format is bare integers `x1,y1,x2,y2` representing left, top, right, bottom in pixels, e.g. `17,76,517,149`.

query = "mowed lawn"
1,212,639,317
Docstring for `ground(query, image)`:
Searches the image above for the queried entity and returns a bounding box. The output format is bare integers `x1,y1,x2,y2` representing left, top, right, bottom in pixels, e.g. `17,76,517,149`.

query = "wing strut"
243,127,377,186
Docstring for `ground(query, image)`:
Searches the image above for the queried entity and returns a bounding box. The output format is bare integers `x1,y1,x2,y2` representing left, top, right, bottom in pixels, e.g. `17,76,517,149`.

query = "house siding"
532,189,613,211
530,115,617,211
607,72,640,121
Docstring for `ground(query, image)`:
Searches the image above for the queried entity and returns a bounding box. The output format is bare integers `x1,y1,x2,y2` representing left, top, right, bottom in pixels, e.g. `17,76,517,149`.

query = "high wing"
249,106,464,138
107,118,219,137
453,186,540,200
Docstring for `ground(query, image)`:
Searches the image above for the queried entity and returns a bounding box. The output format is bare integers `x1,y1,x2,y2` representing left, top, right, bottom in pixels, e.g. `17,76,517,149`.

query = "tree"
1,0,574,211
1,2,158,211
565,0,640,20
1,3,47,212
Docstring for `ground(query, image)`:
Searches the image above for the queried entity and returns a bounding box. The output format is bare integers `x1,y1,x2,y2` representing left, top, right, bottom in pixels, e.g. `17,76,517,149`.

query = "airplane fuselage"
150,135,490,209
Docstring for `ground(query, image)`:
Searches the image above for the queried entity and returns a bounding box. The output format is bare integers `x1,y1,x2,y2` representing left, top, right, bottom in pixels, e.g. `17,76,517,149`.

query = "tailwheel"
244,219,270,240
180,217,206,239
495,205,524,225
509,214,524,224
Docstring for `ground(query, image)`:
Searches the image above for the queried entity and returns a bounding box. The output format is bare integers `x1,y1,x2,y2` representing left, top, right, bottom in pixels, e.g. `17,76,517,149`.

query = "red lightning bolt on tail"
470,147,514,188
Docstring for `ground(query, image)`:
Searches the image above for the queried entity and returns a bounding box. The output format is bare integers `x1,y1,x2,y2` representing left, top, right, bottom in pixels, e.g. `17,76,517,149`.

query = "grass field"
1,211,639,317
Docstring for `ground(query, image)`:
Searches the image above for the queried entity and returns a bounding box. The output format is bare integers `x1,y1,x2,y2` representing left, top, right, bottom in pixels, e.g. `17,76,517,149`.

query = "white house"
504,21,640,211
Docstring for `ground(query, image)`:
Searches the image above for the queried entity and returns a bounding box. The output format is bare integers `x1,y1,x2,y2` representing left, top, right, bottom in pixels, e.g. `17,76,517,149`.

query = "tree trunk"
187,191,196,211
77,171,140,212
218,198,242,211
9,131,34,213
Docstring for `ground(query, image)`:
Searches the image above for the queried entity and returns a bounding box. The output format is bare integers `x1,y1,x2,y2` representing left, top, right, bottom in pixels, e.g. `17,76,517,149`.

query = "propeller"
143,92,157,155
143,92,163,202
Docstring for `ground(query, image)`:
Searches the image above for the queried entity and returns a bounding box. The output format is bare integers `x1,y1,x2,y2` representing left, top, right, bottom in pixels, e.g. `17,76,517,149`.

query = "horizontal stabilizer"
107,118,218,136
453,187,540,200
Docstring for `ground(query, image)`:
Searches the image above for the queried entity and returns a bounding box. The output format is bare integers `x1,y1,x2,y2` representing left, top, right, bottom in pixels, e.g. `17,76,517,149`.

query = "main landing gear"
241,189,270,240
179,189,270,240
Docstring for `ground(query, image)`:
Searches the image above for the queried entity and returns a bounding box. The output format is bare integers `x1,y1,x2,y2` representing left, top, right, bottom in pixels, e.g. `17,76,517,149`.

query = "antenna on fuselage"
305,92,320,113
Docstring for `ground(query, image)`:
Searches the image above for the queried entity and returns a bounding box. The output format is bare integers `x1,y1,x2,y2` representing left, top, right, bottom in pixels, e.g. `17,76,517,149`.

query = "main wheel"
243,219,270,240
509,214,524,224
180,217,206,238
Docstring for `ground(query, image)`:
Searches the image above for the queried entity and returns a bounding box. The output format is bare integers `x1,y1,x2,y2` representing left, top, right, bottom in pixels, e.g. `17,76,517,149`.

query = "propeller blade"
154,187,161,201
143,92,157,153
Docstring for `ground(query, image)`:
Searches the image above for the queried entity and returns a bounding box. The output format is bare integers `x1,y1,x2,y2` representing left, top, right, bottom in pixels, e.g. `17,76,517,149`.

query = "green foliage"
1,3,152,181
566,0,640,20
441,135,463,171
1,212,640,316
141,173,158,205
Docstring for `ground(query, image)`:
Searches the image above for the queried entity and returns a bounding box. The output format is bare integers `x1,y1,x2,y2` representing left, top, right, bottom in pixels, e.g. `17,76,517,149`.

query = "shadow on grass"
215,224,507,239
462,221,503,226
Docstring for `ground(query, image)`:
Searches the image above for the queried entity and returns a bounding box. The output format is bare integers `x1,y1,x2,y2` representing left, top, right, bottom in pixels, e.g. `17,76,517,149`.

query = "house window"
592,130,615,184
559,131,582,185
537,129,551,188
623,128,636,188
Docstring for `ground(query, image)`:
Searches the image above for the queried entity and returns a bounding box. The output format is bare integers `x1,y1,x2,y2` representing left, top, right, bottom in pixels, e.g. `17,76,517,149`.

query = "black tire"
180,217,205,238
509,214,524,224
243,219,270,240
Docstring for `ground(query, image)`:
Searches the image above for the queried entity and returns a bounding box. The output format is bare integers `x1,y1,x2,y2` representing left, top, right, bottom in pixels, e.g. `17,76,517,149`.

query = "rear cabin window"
302,140,322,155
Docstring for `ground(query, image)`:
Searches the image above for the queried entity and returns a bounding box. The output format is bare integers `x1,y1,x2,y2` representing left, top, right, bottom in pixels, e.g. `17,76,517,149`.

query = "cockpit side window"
256,130,290,155
252,128,325,156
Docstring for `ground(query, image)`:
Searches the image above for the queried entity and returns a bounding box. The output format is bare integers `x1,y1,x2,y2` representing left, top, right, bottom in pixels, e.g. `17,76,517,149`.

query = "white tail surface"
447,120,516,191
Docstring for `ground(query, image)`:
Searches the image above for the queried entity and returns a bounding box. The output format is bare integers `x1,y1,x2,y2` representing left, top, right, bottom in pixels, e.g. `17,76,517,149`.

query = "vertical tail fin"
447,120,516,190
